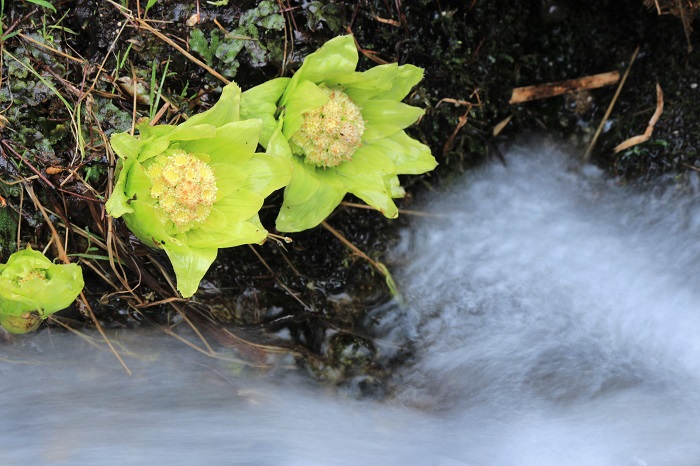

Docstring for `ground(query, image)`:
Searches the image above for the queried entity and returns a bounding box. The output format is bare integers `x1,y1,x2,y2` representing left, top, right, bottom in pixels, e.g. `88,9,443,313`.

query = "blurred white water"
3,141,700,465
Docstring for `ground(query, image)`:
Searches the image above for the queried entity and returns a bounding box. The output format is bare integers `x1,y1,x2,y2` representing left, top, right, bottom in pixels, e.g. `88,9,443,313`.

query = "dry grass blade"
17,32,86,64
492,114,513,137
439,90,482,155
321,221,400,298
613,83,664,153
247,244,313,311
24,184,132,375
582,46,640,164
106,1,230,85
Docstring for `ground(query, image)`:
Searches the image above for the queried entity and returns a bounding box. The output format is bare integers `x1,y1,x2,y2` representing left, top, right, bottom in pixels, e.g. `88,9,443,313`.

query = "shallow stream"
3,142,700,465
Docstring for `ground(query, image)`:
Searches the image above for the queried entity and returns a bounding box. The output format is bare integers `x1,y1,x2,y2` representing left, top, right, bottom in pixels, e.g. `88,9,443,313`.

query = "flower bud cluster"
146,151,218,231
290,86,365,167
19,270,47,284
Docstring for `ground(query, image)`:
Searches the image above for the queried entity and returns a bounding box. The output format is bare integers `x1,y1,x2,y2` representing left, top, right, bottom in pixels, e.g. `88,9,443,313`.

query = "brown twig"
24,184,132,374
613,83,664,153
582,46,640,164
321,221,400,298
509,71,620,104
247,244,313,311
113,8,230,85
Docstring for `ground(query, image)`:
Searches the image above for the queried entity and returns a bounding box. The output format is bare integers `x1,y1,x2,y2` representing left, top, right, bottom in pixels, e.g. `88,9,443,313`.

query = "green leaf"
282,35,358,104
341,63,424,104
26,0,56,13
236,125,293,197
166,123,218,142
105,157,138,218
124,200,170,248
185,216,267,249
276,159,346,232
162,240,218,298
336,146,400,218
180,120,261,165
211,189,264,222
360,100,424,141
282,80,329,139
110,132,144,160
136,123,177,140
123,157,153,200
180,82,242,128
343,172,399,218
138,138,171,162
189,29,213,63
372,64,424,101
145,0,158,14
373,130,438,175
335,144,395,177
384,174,405,198
242,154,292,198
211,163,249,199
240,78,290,147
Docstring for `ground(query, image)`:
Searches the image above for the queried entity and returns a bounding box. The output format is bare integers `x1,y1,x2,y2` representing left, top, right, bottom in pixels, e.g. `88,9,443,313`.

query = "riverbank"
0,0,698,386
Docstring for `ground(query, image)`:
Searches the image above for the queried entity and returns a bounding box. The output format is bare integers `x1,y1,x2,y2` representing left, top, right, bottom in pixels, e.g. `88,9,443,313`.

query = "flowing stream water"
3,142,700,465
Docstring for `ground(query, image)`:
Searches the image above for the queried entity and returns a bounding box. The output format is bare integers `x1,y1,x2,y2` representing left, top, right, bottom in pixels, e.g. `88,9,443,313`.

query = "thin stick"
118,11,230,84
25,184,132,375
79,290,133,375
18,33,86,64
340,201,447,218
247,244,313,311
321,221,400,298
582,46,640,164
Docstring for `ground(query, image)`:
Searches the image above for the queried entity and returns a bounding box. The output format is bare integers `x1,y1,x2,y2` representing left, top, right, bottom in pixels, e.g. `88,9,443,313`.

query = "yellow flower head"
146,151,218,231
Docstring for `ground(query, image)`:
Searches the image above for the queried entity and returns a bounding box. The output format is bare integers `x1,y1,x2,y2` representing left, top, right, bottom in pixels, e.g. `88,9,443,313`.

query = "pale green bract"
240,34,437,232
105,82,292,297
0,247,84,334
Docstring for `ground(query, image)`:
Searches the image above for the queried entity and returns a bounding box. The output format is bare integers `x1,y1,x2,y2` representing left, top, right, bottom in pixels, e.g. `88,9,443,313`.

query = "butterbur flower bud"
0,247,84,334
145,151,218,230
290,86,365,167
105,83,292,297
240,34,438,233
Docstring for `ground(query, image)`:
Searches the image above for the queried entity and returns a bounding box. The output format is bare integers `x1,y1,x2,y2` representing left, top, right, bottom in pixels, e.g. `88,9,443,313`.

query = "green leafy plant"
144,0,158,15
240,34,437,232
25,0,56,14
0,247,84,334
105,82,292,297
188,0,284,79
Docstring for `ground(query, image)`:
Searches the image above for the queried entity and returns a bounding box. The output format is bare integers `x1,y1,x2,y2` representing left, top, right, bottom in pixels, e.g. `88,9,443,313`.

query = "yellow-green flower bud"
290,86,365,167
145,150,218,231
0,247,84,334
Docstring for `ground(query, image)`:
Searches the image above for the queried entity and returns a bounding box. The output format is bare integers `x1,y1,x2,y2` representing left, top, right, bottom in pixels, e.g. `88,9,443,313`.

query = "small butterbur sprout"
105,82,292,298
240,34,438,233
0,247,84,334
